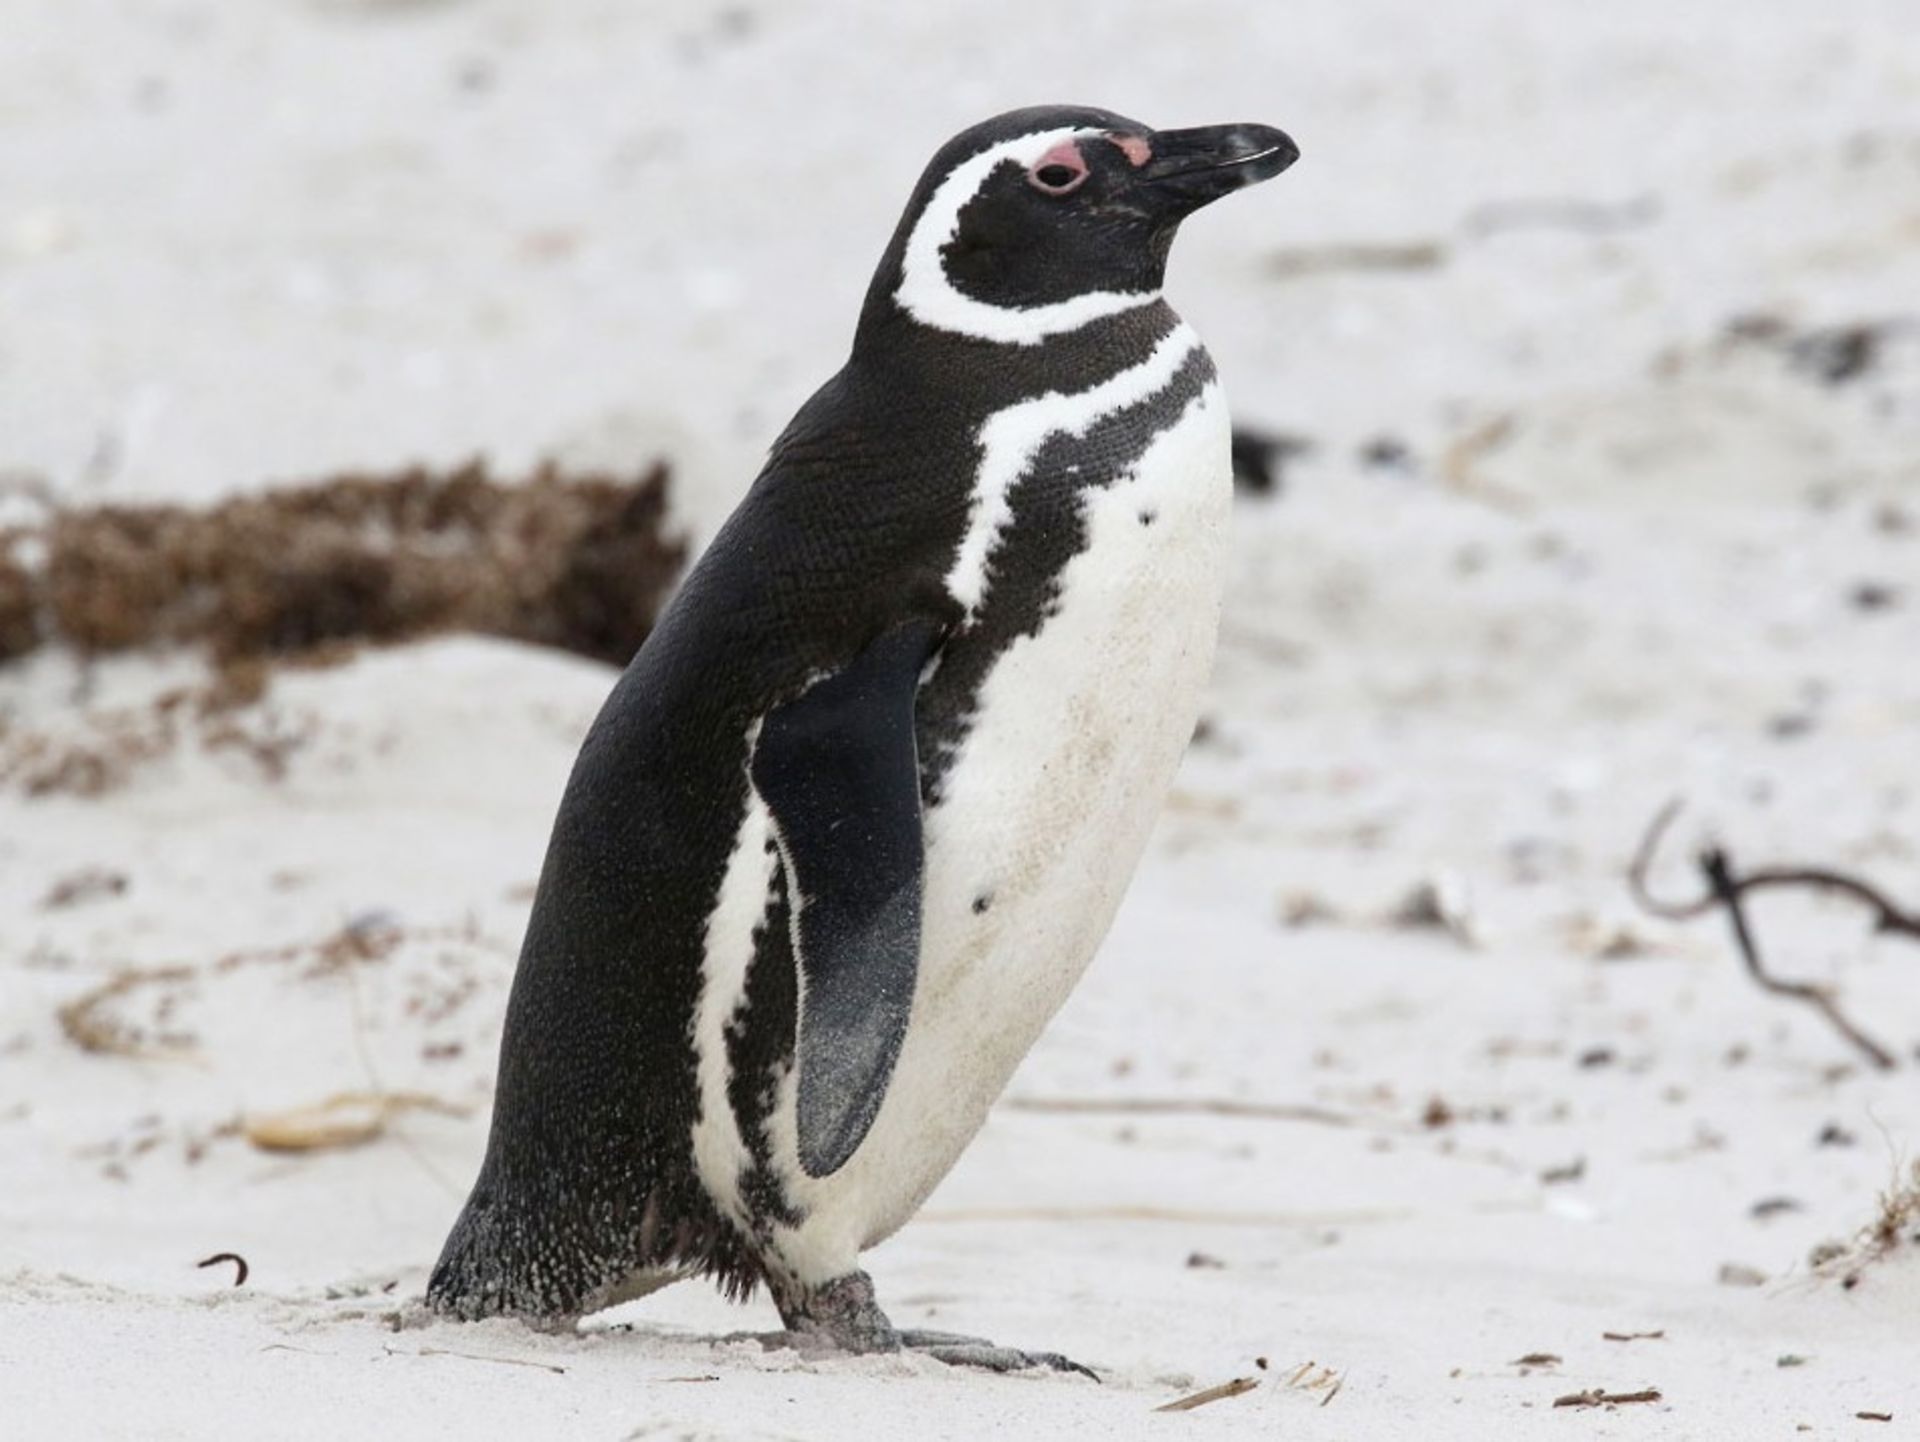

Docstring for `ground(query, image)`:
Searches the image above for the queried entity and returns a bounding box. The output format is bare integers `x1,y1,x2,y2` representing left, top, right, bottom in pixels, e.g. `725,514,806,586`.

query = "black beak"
1139,123,1299,211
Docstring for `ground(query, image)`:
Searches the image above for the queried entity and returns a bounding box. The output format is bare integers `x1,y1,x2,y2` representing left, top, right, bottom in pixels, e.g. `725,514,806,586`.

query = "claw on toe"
901,1331,1100,1380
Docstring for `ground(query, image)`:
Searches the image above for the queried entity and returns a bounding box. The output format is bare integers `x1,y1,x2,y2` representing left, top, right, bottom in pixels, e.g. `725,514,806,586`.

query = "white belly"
754,377,1232,1281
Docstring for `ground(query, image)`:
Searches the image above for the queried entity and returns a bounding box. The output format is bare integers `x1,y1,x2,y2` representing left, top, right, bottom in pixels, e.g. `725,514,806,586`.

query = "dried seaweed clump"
0,548,37,662
17,459,685,669
1865,1161,1920,1262
1811,1160,1920,1288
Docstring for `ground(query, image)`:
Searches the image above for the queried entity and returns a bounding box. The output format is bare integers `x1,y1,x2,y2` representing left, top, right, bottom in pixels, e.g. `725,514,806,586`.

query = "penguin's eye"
1026,142,1090,196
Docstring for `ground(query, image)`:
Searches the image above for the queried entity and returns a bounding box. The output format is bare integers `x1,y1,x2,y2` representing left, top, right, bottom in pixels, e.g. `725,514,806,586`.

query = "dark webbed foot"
768,1272,1098,1378
899,1329,1100,1380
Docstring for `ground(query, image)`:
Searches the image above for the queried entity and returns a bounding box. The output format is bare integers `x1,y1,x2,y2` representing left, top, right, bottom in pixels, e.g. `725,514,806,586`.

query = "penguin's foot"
898,1329,1100,1380
769,1272,1097,1378
770,1269,900,1354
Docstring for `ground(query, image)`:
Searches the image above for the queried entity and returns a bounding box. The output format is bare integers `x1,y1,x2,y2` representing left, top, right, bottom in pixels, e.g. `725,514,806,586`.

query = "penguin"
429,104,1298,1373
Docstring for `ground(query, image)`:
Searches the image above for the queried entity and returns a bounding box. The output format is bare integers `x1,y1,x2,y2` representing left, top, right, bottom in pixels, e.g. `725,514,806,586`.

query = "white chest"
685,337,1232,1288
764,372,1231,1278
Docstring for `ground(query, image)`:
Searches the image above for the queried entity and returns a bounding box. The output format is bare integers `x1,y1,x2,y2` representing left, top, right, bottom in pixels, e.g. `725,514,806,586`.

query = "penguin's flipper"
751,617,938,1179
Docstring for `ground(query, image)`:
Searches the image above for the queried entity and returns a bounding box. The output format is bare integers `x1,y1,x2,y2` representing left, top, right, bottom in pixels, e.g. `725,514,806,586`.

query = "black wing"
751,617,938,1178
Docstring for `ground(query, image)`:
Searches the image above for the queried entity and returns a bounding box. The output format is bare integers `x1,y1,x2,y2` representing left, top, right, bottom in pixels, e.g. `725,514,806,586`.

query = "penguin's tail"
426,1169,701,1323
426,1186,539,1321
425,1174,608,1323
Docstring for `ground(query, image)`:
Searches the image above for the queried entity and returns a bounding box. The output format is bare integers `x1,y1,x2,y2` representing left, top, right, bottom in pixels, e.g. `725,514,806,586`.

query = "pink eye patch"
1027,139,1090,194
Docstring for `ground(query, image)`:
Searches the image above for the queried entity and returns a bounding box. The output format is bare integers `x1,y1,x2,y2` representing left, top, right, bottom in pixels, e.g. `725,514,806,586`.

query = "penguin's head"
866,105,1298,348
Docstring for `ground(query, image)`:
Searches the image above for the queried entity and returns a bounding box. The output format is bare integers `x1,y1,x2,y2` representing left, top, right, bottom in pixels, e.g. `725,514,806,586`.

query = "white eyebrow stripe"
894,126,1160,346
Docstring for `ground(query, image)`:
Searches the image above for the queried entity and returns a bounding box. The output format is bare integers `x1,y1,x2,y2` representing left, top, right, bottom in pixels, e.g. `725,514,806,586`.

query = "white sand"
3,1,1917,1436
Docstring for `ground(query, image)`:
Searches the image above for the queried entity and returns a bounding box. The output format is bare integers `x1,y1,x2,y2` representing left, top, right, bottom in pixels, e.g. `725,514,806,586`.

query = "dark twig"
1628,799,1920,940
1701,850,1898,1072
1730,866,1920,941
196,1252,249,1286
1627,800,1911,1069
1627,798,1704,920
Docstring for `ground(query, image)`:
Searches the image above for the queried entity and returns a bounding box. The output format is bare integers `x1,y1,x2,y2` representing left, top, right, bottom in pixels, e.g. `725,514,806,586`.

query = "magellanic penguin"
430,104,1298,1373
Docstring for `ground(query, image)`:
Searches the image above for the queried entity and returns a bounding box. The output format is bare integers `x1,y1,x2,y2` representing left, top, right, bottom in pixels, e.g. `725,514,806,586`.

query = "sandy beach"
3,1,1917,1436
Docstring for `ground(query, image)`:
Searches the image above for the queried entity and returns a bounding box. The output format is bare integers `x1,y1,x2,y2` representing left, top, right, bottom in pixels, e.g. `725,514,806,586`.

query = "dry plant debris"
1000,1094,1393,1130
0,458,684,669
1267,240,1446,278
55,918,496,1060
58,965,198,1057
1813,1160,1920,1286
1439,413,1529,513
1628,799,1914,1070
1540,1157,1586,1185
1155,1376,1260,1412
1552,1387,1662,1409
243,1090,470,1153
1384,871,1480,946
1280,1361,1343,1406
0,546,36,661
1719,312,1911,387
1462,194,1660,237
0,685,235,797
39,868,130,909
195,1251,249,1286
1866,1162,1920,1257
383,1345,566,1376
4,463,683,797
